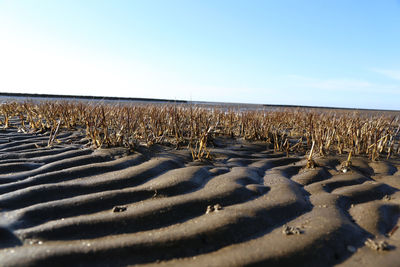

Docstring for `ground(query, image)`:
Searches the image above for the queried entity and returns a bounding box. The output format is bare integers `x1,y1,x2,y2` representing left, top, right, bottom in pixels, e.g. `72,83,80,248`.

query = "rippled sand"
0,129,399,266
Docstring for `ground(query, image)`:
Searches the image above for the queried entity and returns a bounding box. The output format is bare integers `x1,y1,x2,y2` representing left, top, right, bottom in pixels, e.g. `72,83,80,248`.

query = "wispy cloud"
372,69,400,81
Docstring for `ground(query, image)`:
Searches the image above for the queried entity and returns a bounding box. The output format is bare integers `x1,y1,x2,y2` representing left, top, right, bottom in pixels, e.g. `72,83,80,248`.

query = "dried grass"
0,101,399,161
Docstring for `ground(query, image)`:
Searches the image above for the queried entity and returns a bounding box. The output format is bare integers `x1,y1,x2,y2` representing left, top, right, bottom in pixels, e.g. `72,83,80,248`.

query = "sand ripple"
0,130,399,266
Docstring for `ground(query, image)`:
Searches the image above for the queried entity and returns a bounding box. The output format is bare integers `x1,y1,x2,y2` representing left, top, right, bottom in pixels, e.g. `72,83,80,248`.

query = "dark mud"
0,130,399,266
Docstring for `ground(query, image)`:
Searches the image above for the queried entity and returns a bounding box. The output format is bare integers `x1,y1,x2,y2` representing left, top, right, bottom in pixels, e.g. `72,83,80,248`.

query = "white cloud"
372,69,400,81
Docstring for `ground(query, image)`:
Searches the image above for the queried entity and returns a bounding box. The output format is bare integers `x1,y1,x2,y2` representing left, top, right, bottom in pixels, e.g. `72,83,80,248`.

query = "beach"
0,118,399,266
1,1,399,265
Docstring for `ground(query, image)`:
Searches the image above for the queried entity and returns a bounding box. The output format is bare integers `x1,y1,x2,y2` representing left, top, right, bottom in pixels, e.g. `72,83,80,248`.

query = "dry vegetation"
0,101,399,161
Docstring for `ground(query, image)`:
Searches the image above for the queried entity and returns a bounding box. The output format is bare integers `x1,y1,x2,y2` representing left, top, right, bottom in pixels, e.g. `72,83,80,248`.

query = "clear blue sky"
1,0,400,109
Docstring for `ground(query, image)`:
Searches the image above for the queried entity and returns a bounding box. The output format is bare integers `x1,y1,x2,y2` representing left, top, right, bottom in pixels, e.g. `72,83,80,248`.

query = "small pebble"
282,225,302,235
112,206,127,213
365,238,389,251
383,195,391,201
206,204,223,214
347,245,356,253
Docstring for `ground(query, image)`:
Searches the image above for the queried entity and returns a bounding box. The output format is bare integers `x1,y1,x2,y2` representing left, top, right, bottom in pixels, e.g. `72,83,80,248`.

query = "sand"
0,128,399,266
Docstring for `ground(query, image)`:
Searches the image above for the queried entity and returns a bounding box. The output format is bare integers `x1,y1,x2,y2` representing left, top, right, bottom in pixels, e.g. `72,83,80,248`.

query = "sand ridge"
0,129,399,266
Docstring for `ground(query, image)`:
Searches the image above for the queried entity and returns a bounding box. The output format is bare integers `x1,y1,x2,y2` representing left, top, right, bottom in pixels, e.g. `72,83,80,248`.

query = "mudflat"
0,128,399,266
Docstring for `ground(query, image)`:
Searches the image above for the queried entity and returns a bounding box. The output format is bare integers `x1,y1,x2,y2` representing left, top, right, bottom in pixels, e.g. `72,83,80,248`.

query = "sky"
0,0,400,110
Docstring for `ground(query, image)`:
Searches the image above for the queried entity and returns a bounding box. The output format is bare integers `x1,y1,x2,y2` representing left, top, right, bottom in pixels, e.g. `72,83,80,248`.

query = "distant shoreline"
0,92,188,104
0,92,398,112
262,104,400,112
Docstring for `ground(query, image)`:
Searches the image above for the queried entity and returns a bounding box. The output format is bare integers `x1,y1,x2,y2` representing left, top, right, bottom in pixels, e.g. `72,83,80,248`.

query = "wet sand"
0,128,399,266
